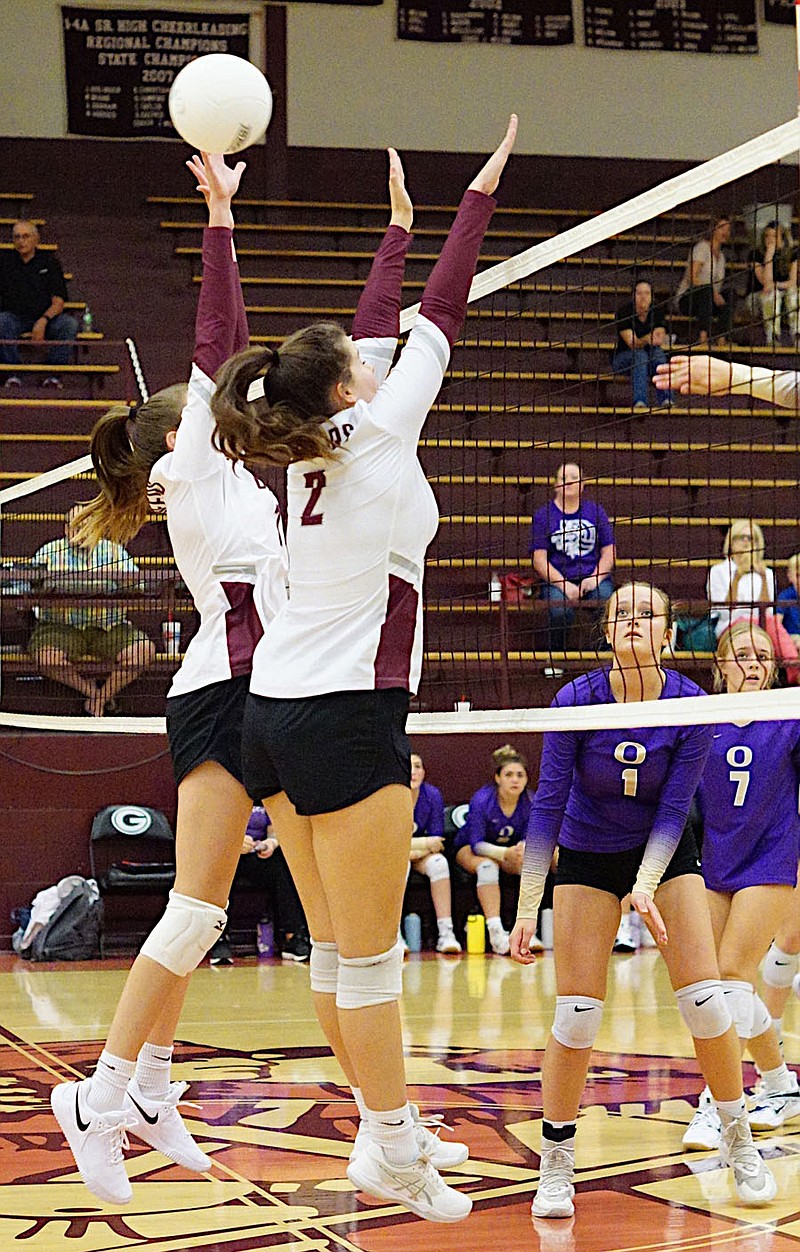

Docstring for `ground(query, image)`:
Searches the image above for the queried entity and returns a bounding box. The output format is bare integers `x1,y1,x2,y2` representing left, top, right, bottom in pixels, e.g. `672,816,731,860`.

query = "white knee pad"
763,943,798,989
476,860,499,887
140,890,227,977
676,979,732,1040
309,938,339,995
750,994,772,1040
422,852,450,884
336,941,404,1009
722,979,755,1040
551,995,604,1049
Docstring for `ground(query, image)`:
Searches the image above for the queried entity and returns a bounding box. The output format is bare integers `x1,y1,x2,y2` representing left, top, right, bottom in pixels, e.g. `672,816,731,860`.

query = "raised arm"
654,354,800,409
187,152,249,378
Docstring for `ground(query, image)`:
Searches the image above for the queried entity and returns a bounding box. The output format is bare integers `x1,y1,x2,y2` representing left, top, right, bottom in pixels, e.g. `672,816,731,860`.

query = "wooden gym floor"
1,948,799,1251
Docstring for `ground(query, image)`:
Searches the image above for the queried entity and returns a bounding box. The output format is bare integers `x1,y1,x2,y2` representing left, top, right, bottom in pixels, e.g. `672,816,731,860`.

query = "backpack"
27,877,104,962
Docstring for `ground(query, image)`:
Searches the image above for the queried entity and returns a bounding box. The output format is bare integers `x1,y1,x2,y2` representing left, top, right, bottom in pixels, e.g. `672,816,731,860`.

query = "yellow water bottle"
466,913,486,954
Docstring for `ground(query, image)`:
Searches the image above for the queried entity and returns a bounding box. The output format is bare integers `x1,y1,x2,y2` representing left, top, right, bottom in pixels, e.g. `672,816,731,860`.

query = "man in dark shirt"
611,278,672,412
0,220,78,384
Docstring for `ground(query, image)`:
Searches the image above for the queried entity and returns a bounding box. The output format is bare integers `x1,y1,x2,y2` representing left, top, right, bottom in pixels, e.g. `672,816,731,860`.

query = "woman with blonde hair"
512,581,777,1218
683,623,800,1149
707,520,775,642
749,220,799,346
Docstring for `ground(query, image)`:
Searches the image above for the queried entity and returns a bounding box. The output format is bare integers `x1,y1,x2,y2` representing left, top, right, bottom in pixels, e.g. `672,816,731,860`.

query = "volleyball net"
1,118,800,729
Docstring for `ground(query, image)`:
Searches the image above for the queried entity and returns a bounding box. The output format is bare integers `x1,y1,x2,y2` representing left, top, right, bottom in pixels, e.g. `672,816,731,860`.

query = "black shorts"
166,675,250,788
243,687,411,817
555,822,702,900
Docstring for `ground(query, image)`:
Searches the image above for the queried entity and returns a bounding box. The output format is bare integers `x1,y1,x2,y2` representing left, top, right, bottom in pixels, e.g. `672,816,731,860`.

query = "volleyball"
168,54,272,154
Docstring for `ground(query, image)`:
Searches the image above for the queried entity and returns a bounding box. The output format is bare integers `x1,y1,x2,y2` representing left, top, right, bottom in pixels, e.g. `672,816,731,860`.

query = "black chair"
89,805,175,954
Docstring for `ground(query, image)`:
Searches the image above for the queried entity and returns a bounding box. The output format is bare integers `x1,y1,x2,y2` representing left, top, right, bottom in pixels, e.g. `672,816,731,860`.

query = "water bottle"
256,918,274,956
489,572,502,603
404,912,422,953
466,913,486,954
540,907,554,950
81,305,94,334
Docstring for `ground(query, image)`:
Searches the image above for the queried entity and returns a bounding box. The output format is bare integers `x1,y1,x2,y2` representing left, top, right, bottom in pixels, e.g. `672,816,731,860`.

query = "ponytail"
71,383,186,546
212,323,354,470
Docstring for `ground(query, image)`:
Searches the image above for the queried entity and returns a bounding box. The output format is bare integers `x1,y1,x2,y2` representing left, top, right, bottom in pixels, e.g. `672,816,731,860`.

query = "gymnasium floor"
2,948,799,1251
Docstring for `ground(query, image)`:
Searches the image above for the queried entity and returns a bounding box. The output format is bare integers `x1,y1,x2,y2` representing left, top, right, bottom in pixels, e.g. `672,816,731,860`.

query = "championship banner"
397,0,573,45
584,0,757,52
62,7,251,138
764,0,794,24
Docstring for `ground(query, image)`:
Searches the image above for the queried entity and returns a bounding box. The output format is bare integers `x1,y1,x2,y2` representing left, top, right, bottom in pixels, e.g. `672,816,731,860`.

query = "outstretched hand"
468,114,518,196
653,354,732,397
186,151,246,207
630,890,667,946
388,147,413,233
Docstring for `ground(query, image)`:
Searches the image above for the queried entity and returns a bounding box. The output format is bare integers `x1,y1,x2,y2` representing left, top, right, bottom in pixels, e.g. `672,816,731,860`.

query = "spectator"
0,219,78,387
28,505,156,716
530,463,616,677
707,519,775,642
454,745,535,955
209,805,310,965
408,751,461,954
776,553,800,649
674,215,732,346
612,278,673,412
745,220,798,346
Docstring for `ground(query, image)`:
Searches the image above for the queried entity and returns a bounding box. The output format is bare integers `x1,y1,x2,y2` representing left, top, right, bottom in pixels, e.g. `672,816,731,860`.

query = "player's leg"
456,845,508,953
761,874,800,1030
416,851,461,953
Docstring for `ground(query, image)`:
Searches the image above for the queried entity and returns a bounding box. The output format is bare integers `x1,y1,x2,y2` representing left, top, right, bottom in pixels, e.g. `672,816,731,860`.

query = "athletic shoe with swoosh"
682,1089,721,1150
51,1078,136,1204
123,1078,212,1172
349,1102,469,1169
720,1115,778,1206
748,1076,800,1131
532,1141,575,1218
347,1141,472,1222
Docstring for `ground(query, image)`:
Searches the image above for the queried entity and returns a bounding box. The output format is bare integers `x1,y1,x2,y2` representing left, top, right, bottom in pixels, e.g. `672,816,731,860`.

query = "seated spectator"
0,220,78,387
744,220,799,346
611,278,673,412
28,505,156,715
209,805,310,965
776,552,800,649
454,745,534,956
707,519,775,642
409,751,461,954
673,214,732,346
530,462,615,677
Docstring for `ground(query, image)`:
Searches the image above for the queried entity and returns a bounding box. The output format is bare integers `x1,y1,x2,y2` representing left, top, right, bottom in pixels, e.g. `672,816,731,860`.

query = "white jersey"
149,364,287,698
250,316,448,698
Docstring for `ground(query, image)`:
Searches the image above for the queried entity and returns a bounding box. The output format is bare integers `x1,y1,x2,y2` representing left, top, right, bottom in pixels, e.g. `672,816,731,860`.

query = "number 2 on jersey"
726,744,752,807
614,741,647,797
301,470,326,526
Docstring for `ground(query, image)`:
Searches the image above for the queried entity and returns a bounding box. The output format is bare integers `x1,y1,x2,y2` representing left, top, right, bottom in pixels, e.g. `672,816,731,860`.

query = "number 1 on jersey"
301,470,326,526
614,741,647,797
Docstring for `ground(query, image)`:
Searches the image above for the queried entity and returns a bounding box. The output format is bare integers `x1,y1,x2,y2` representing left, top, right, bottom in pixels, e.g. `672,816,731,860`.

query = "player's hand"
388,148,413,233
427,836,445,854
468,114,518,196
510,918,540,964
653,354,732,396
186,152,246,206
630,890,667,946
242,834,256,855
503,843,524,874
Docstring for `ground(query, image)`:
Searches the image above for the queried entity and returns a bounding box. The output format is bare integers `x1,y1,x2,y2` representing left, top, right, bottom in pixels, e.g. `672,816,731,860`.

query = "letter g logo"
110,805,153,835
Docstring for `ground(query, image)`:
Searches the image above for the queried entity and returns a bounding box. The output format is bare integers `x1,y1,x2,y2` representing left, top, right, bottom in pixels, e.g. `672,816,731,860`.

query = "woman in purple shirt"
409,752,461,953
511,582,777,1218
684,623,800,1151
455,744,533,955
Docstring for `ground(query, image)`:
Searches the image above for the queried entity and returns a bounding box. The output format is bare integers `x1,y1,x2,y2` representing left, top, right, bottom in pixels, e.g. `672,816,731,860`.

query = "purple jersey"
455,783,533,852
524,668,711,882
697,720,800,893
530,499,614,583
413,781,445,838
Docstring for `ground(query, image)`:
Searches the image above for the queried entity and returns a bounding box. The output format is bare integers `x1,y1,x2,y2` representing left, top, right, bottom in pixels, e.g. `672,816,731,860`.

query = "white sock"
352,1085,368,1128
715,1095,748,1124
761,1063,794,1095
88,1049,136,1113
368,1102,418,1166
134,1042,173,1099
486,916,504,932
437,916,454,934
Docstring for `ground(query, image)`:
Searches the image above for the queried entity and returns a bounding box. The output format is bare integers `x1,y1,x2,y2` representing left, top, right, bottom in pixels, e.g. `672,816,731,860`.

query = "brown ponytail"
71,384,187,546
212,323,354,470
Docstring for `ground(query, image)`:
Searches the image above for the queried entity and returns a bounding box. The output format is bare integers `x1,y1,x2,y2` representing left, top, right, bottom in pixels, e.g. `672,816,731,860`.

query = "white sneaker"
748,1081,800,1131
350,1103,469,1170
436,927,462,955
124,1078,211,1172
720,1116,778,1206
51,1078,136,1205
613,913,639,953
347,1141,472,1222
532,1141,575,1218
488,925,511,955
683,1094,721,1150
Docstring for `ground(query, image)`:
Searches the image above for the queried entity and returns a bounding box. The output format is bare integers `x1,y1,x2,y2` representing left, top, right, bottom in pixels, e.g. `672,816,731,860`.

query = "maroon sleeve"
419,190,496,347
351,224,413,342
193,226,246,377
